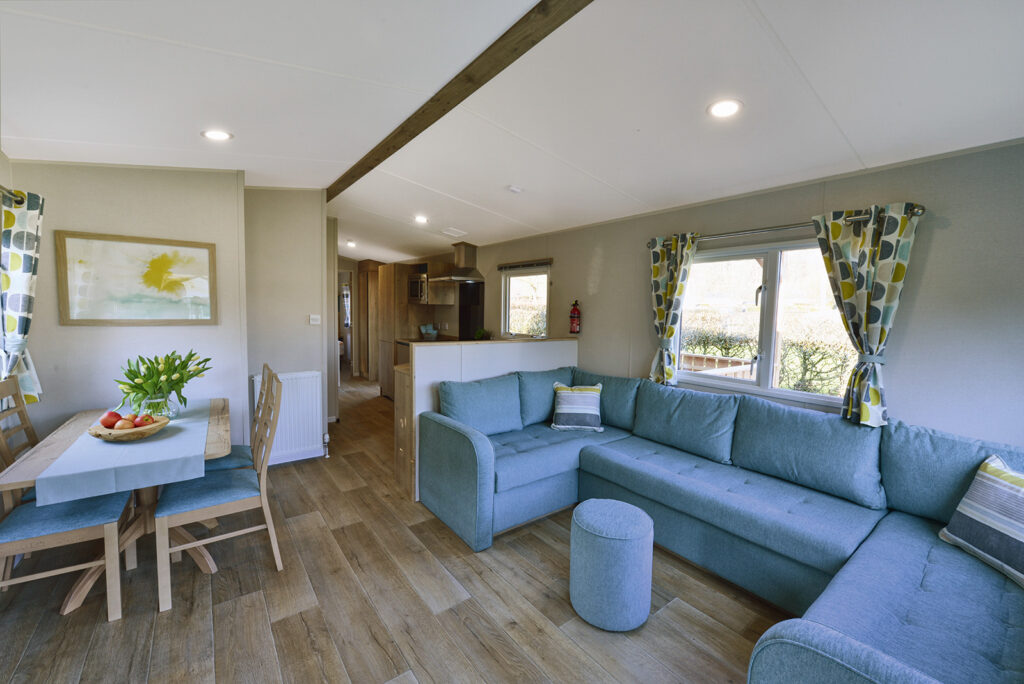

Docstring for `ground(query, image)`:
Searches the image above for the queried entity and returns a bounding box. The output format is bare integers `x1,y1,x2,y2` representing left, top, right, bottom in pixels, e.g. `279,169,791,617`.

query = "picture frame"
55,230,218,326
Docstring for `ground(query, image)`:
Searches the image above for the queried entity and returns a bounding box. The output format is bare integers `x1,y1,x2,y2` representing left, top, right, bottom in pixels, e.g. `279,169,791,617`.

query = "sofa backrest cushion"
632,380,739,464
572,369,642,431
881,420,1024,523
732,395,886,509
439,374,523,436
516,366,575,426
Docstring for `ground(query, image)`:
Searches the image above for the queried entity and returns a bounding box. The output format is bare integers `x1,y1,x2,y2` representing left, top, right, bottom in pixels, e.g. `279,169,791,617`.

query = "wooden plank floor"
0,372,791,683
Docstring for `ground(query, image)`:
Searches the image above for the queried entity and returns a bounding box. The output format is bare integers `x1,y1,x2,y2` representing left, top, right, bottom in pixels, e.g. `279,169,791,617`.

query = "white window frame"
678,238,844,410
500,265,551,338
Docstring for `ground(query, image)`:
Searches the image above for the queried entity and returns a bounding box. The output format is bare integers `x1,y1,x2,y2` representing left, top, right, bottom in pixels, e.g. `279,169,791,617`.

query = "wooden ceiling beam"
326,0,593,201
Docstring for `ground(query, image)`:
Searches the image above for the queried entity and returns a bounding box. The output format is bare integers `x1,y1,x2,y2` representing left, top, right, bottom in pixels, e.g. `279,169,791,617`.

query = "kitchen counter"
398,336,575,346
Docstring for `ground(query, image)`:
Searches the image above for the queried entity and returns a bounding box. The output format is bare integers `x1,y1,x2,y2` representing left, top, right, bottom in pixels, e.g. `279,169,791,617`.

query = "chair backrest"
0,376,39,470
250,363,273,445
252,371,283,490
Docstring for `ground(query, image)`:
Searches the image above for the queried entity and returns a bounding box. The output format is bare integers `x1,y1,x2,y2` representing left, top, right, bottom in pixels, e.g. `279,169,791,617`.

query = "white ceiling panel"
0,1,537,187
753,0,1024,167
332,203,448,264
4,1,1023,258
0,0,535,94
329,165,540,247
375,107,651,231
460,0,860,208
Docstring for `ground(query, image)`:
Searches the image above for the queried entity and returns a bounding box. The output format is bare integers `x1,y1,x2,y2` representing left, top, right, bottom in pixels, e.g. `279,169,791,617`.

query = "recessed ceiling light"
506,185,524,194
707,99,742,118
414,215,429,224
346,240,356,248
201,129,233,141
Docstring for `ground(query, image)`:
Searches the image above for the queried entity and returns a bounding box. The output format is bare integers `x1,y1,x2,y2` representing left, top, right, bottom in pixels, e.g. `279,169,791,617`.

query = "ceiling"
4,2,1024,263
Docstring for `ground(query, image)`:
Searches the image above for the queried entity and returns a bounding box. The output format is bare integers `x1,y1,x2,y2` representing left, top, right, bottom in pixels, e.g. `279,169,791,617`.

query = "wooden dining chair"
204,363,273,472
0,491,132,621
0,376,40,503
154,371,284,611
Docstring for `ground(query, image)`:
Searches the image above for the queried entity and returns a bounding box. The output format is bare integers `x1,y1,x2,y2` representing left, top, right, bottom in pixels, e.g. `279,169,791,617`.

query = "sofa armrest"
418,411,496,551
748,619,938,684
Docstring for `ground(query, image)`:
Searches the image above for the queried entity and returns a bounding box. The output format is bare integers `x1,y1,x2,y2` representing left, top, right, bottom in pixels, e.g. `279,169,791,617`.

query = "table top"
0,398,230,492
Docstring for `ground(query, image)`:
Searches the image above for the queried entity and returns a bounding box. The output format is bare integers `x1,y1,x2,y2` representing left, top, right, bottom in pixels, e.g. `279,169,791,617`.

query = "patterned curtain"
812,202,921,426
648,233,698,385
1,191,44,403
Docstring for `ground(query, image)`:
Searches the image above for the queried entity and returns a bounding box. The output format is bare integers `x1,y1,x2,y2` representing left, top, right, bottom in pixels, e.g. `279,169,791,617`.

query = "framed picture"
55,230,217,326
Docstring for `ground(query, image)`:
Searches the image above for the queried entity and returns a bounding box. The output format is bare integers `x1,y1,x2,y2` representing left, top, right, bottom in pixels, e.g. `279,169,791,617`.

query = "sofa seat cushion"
804,512,1024,684
491,424,629,492
580,436,886,573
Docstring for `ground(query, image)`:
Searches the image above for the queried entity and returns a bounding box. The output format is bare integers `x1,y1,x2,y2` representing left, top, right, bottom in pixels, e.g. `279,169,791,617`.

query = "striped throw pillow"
939,455,1024,588
551,382,603,432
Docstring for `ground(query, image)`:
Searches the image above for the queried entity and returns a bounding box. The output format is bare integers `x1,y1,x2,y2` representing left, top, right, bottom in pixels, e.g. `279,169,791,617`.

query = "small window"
501,265,550,337
680,241,855,400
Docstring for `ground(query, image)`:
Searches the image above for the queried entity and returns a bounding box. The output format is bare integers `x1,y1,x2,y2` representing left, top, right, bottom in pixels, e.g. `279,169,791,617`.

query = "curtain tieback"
658,339,672,350
858,353,885,365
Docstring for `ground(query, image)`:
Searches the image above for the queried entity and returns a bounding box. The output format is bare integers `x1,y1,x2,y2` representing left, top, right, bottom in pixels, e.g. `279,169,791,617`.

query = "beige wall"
0,151,11,187
244,188,328,433
12,161,250,441
478,143,1024,447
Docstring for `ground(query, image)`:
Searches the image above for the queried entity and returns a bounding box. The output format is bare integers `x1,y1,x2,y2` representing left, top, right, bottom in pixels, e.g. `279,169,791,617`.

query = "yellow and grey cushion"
940,455,1024,588
551,382,603,432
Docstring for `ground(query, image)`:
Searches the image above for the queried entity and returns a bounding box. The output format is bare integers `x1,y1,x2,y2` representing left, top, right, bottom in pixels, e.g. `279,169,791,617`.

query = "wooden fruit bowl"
88,415,171,442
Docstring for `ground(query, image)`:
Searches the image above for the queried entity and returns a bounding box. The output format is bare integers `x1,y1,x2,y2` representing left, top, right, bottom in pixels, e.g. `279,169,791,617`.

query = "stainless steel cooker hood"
429,242,485,283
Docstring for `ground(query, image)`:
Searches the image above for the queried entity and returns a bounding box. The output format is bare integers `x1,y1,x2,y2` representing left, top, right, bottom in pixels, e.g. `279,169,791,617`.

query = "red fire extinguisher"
569,300,581,334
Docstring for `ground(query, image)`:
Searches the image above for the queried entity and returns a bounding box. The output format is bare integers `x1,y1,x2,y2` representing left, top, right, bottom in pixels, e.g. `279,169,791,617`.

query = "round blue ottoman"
570,498,654,631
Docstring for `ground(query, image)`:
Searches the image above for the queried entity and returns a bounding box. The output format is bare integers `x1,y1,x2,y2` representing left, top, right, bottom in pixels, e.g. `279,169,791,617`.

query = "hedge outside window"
678,240,855,400
501,265,549,337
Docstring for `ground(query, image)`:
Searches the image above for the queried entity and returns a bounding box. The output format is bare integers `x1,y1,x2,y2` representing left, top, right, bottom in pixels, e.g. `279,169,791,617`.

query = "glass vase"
140,394,180,419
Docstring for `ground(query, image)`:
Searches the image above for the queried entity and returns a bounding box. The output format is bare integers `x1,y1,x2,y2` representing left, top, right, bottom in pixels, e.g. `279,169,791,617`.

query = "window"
679,240,855,402
500,263,550,337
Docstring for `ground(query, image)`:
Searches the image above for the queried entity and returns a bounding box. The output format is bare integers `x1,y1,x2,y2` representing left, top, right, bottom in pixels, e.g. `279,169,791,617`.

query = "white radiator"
251,370,326,465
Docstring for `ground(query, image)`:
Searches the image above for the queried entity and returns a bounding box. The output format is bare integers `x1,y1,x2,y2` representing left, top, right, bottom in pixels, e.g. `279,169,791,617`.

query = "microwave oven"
408,274,429,304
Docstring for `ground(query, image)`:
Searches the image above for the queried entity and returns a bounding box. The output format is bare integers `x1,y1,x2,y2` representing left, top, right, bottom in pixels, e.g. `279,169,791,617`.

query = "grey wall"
12,161,250,441
477,143,1024,447
245,187,328,432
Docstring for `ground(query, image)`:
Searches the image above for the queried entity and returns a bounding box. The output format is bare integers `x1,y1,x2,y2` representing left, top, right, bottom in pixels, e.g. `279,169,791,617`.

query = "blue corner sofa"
418,366,1024,683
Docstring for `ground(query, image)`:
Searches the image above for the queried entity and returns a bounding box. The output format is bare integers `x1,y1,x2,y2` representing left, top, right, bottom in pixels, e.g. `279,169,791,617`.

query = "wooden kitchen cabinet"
394,364,415,499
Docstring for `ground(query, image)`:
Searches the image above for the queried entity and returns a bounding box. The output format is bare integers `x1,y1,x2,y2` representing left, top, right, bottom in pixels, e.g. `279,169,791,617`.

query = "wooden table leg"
61,514,146,615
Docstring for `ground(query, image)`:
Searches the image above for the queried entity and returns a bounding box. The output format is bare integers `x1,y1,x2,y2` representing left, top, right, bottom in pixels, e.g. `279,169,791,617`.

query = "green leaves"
116,349,212,413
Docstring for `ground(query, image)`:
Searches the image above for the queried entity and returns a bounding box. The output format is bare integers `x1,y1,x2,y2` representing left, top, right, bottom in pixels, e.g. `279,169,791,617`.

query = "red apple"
99,411,122,429
134,414,155,427
122,414,138,423
113,419,135,430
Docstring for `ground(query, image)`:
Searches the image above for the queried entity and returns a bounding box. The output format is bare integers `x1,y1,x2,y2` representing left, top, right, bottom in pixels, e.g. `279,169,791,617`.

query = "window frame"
677,238,845,410
500,264,551,338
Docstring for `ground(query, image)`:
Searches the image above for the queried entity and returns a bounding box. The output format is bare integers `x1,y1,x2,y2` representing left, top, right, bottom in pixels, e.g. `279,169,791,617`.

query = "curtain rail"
0,184,25,206
692,205,926,244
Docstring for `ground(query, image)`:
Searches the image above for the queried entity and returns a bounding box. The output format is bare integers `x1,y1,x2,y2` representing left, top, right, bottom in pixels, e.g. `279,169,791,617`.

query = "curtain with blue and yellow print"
648,233,697,385
812,202,921,426
1,191,44,404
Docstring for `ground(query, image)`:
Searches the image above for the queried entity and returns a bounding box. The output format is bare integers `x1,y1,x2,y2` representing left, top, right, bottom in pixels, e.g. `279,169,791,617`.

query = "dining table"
0,398,231,615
